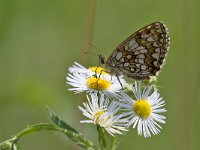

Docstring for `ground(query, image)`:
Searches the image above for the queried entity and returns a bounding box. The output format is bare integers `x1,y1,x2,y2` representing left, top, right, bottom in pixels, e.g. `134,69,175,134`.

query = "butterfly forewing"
106,22,170,80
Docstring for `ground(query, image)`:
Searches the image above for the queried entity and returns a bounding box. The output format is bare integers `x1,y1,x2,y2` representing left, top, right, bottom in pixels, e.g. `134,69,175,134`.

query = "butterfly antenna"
83,51,100,57
89,42,101,54
83,42,102,57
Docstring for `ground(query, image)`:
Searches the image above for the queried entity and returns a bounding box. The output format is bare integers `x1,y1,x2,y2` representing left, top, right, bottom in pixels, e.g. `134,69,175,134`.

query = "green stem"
97,125,107,150
111,136,117,150
0,123,98,150
15,123,57,139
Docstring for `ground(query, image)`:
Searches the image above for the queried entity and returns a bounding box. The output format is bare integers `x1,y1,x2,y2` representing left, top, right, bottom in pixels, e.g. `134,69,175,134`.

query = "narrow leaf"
47,107,78,133
61,129,97,150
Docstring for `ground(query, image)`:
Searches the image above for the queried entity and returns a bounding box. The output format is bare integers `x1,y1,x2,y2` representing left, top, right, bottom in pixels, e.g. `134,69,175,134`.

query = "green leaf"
61,129,97,150
46,108,98,149
47,107,79,133
0,123,98,150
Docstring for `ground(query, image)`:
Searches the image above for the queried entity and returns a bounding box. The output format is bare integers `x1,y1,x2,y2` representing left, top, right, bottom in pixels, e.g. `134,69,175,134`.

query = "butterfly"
99,21,170,80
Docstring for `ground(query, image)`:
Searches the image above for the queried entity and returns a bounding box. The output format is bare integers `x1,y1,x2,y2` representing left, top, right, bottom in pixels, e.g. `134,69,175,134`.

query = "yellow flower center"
89,67,108,75
94,110,104,119
94,110,111,126
93,110,105,123
134,99,152,118
86,76,111,90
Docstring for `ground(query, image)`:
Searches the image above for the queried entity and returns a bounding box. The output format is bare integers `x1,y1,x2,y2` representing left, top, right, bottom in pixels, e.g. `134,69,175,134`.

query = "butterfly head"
99,54,107,65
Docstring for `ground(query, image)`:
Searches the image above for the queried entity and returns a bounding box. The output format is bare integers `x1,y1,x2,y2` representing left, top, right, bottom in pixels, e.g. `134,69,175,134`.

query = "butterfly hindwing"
106,22,170,80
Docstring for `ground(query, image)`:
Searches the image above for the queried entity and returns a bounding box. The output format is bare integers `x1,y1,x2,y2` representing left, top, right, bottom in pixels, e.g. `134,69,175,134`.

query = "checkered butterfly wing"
106,22,170,80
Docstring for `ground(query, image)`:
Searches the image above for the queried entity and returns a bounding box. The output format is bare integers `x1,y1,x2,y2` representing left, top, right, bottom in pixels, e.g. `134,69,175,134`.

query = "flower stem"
15,123,57,139
111,136,117,150
97,125,107,150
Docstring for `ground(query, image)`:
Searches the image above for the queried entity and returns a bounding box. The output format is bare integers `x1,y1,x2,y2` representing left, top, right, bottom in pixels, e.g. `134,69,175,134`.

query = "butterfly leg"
91,69,110,86
110,75,113,82
116,75,124,90
94,65,100,75
92,65,101,86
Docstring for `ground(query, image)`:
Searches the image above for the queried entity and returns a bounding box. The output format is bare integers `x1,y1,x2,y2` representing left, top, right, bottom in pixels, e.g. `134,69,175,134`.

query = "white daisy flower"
68,62,93,76
78,93,128,136
66,62,126,98
120,81,167,138
68,62,109,77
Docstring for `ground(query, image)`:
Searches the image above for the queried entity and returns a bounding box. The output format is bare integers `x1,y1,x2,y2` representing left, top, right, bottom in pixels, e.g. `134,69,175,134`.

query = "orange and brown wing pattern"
107,22,170,80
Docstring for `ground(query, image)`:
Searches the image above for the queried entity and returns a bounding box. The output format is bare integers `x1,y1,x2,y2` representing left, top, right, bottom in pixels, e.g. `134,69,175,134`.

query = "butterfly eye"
146,30,151,34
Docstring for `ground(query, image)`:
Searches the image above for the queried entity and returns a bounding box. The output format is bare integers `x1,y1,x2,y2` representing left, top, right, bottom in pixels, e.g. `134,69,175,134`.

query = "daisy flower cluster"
67,62,167,138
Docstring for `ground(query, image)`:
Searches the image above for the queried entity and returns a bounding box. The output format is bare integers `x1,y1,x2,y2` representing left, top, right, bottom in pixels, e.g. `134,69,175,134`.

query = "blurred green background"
0,0,199,149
